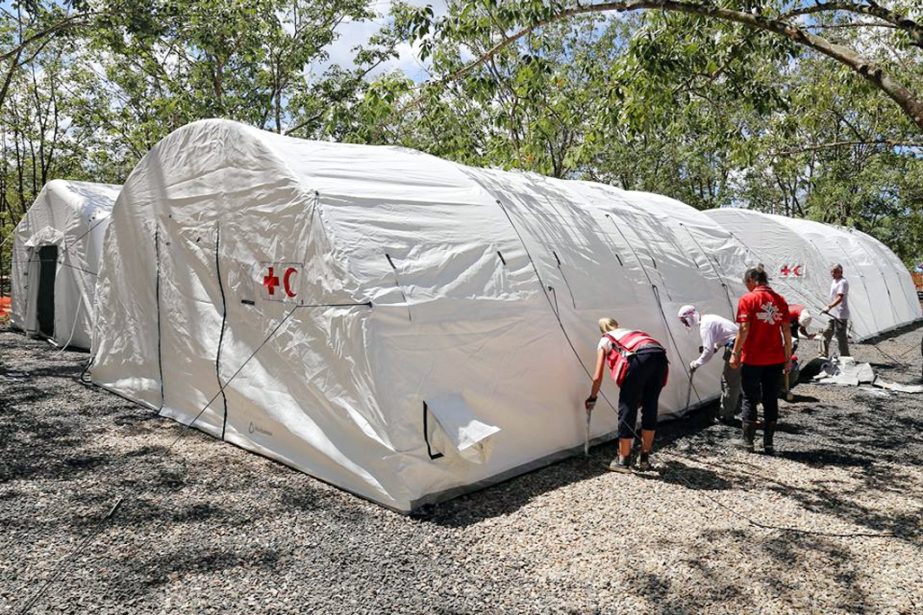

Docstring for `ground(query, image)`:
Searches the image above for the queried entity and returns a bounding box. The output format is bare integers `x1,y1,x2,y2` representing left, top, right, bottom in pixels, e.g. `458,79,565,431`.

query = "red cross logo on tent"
261,264,300,301
263,267,280,296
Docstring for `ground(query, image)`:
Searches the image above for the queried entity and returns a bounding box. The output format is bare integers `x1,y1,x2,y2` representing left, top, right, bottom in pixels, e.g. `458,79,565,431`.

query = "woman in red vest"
729,266,793,453
585,317,668,472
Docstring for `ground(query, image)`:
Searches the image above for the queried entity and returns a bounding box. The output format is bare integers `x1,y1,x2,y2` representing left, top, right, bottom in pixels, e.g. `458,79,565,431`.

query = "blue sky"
316,0,448,83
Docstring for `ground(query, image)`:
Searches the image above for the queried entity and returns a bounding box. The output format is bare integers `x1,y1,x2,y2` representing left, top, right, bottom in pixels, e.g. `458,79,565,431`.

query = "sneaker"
636,453,653,472
607,456,632,473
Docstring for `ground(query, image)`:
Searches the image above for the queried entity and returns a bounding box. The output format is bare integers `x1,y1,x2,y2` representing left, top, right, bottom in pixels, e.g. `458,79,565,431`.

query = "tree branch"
779,2,923,48
410,1,923,132
768,139,923,156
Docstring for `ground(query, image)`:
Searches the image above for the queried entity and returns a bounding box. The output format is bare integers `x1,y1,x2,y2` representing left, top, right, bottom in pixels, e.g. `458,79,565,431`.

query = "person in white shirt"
678,305,741,424
821,264,850,357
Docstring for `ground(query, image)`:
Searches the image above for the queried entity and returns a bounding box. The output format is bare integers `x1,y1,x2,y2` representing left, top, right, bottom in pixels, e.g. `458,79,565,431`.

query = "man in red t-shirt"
729,265,793,453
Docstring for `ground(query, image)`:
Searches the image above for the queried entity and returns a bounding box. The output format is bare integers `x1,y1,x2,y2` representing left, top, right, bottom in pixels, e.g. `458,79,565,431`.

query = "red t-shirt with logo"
737,285,789,366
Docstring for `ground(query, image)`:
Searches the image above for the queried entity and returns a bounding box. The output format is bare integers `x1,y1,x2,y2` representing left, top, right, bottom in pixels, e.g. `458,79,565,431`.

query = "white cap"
798,309,813,328
677,305,699,328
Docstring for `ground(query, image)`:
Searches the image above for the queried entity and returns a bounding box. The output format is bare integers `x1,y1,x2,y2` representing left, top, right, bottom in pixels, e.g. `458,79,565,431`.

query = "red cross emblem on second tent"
263,266,298,298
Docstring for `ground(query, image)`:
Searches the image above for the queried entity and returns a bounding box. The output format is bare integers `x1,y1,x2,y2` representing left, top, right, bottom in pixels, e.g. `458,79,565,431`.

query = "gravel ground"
2,324,923,614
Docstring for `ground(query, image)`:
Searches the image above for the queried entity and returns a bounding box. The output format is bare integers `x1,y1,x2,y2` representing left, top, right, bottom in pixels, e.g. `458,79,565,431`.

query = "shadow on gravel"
657,459,733,490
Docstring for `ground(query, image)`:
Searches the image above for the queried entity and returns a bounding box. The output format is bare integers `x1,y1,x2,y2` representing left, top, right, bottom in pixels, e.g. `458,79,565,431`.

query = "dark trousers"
740,363,784,424
618,350,668,439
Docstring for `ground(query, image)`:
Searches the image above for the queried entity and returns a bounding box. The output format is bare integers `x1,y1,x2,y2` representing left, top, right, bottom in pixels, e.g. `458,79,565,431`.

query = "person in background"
677,305,740,425
787,304,816,342
821,264,850,358
729,266,792,454
585,317,668,472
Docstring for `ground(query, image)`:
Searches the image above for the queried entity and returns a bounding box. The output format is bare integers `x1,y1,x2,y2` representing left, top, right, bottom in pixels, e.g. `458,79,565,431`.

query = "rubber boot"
763,421,777,455
740,421,756,452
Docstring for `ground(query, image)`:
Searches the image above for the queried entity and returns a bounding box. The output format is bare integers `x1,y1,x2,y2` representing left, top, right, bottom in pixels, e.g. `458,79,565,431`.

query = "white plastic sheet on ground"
92,119,759,511
703,209,922,341
813,357,923,393
11,180,121,349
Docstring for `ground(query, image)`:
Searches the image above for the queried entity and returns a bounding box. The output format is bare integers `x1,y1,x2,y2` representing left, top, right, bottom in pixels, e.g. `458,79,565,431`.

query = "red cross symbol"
263,267,280,296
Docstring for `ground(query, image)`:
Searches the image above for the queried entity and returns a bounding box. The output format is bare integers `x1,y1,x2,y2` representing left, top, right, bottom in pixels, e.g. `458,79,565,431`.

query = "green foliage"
1,0,923,274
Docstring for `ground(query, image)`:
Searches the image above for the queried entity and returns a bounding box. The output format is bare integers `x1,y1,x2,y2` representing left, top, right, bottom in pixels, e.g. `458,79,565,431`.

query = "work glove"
584,396,597,411
689,361,698,373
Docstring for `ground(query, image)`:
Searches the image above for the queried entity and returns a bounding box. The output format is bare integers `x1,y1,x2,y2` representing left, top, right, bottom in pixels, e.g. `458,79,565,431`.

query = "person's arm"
799,325,816,340
585,348,606,410
783,324,793,373
729,321,749,369
692,327,716,370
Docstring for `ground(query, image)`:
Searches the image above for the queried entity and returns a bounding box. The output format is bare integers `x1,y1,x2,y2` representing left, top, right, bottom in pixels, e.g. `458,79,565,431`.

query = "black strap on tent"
547,285,560,317
385,253,412,322
155,226,165,411
678,223,736,319
551,250,577,309
604,214,701,403
215,225,230,440
422,402,444,460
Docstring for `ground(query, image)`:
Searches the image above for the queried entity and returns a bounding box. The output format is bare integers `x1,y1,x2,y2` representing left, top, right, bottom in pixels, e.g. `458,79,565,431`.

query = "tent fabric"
10,180,121,349
703,209,921,342
91,119,752,511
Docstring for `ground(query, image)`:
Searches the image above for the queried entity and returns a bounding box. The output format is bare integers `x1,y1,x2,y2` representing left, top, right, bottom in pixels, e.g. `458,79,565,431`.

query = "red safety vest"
604,331,668,388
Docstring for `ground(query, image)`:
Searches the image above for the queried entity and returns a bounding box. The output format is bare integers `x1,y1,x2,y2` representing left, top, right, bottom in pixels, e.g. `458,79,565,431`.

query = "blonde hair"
598,317,619,334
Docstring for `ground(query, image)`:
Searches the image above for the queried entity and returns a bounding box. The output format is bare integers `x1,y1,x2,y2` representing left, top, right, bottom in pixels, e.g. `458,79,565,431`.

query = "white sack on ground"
703,209,921,341
11,180,121,349
91,119,753,511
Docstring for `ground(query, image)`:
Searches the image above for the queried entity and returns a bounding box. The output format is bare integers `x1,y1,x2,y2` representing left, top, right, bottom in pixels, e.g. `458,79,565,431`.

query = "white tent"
91,119,751,511
703,208,921,341
11,180,121,349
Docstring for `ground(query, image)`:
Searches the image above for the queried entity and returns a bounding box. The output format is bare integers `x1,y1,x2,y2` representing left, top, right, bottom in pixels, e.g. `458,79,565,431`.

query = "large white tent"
703,208,921,341
11,180,121,349
91,119,752,511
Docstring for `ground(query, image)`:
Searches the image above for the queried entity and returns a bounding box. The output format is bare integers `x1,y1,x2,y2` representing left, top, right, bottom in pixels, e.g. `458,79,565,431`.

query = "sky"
314,0,448,83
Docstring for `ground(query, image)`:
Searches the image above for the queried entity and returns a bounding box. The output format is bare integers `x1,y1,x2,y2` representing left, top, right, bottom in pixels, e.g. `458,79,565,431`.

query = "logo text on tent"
260,262,302,302
779,263,804,278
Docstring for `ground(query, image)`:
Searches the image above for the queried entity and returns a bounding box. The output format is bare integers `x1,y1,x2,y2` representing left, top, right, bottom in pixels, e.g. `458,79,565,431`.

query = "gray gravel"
2,325,923,614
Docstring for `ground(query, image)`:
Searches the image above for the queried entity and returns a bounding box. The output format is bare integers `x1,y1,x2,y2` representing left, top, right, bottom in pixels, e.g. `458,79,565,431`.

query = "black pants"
618,349,668,439
740,363,784,424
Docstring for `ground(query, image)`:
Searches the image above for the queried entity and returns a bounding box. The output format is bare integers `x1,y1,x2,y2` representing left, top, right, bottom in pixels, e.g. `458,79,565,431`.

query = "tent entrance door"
35,245,57,338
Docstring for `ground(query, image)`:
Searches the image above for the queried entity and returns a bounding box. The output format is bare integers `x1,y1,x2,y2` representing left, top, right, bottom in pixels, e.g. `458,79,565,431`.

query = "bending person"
729,266,792,454
585,318,668,472
677,305,740,424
